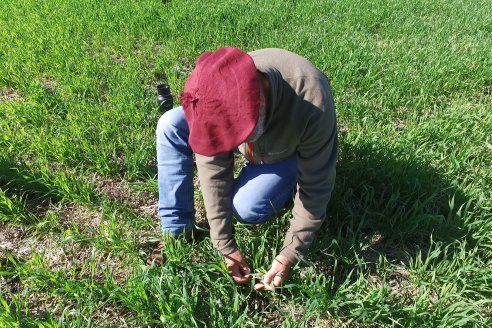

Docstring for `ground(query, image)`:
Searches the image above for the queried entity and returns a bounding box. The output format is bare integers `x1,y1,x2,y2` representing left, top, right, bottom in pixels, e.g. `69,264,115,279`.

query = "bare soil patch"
395,118,406,130
0,87,23,103
338,124,349,135
1,219,135,323
56,203,102,235
92,176,158,218
0,222,30,261
1,215,134,283
193,176,206,224
41,77,57,93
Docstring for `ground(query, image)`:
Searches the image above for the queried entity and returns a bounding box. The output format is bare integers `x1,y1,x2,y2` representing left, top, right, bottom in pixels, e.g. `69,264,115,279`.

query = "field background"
1,0,491,327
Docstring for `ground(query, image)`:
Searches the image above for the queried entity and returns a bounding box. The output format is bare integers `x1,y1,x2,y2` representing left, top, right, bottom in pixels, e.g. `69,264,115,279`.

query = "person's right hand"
223,249,251,285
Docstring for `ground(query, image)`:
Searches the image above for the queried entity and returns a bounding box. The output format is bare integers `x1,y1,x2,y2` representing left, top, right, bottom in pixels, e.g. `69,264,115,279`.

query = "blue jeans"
156,107,297,236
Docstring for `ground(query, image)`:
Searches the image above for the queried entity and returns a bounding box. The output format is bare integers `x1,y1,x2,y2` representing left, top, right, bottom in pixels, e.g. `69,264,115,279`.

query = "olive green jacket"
195,48,338,263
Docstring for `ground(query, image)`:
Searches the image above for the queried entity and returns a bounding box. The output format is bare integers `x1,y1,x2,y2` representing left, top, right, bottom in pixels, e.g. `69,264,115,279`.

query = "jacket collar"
257,67,281,130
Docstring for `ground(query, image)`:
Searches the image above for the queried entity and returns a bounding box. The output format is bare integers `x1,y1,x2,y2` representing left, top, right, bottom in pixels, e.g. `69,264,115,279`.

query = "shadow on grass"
134,136,473,323
309,138,470,284
0,155,62,221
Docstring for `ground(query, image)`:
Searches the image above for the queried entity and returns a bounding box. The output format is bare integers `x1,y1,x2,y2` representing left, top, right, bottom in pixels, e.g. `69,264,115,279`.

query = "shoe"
146,240,166,267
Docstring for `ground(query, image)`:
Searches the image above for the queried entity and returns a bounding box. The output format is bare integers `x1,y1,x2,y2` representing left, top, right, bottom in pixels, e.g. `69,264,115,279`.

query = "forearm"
280,199,329,263
281,113,338,262
195,152,237,254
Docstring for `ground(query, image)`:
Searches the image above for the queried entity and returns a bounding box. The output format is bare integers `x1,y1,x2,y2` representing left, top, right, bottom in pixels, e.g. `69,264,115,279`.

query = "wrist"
279,247,301,265
213,237,238,256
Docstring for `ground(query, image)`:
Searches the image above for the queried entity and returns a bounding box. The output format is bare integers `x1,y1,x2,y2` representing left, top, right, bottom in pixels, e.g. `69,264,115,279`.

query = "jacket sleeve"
280,88,338,263
195,151,237,255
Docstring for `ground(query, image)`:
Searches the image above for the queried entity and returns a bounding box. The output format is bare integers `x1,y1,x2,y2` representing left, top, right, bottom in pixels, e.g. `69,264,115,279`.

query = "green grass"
1,0,491,326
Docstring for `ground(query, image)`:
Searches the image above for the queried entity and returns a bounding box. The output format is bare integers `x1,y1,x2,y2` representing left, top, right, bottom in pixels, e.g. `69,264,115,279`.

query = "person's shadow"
308,136,470,285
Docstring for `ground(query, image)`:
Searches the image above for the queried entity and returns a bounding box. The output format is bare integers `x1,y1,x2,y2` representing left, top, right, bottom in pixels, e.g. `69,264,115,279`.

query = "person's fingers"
240,270,251,283
254,255,293,292
257,269,285,291
238,258,251,283
263,281,275,291
234,271,250,284
254,281,274,291
273,274,283,287
254,282,265,290
228,264,250,284
265,271,284,288
241,264,251,276
258,271,275,291
233,273,248,284
263,268,276,285
223,251,252,285
237,275,251,284
238,266,251,284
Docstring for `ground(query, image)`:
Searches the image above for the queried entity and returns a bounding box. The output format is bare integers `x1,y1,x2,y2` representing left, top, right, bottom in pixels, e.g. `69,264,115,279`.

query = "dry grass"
0,87,23,103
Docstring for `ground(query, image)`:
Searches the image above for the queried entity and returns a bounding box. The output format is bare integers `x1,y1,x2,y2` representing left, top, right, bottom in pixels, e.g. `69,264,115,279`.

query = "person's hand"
223,249,251,285
254,254,292,291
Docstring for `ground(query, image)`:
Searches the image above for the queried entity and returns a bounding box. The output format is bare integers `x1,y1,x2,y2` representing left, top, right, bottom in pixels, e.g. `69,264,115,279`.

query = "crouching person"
152,47,338,290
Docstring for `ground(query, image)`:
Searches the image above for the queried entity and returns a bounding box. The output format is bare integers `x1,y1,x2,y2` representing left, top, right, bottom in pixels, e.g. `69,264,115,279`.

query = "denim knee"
232,201,272,224
156,107,190,153
156,108,182,138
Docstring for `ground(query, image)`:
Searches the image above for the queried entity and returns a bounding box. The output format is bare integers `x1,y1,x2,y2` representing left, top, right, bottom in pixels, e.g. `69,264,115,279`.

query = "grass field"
1,0,492,326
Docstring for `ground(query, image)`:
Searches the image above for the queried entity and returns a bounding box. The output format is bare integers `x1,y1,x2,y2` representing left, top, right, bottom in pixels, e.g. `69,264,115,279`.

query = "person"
153,47,338,291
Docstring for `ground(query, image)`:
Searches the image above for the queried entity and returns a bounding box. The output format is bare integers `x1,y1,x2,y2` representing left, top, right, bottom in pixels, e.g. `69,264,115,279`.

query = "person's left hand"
254,254,292,291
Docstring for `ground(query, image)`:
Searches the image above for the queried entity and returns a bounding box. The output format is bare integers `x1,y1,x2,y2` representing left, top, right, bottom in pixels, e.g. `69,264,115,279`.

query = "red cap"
179,47,260,156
